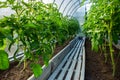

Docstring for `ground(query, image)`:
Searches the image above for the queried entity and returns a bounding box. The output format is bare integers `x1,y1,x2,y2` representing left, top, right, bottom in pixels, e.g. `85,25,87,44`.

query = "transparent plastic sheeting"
0,0,90,18
55,0,81,16
73,2,91,26
53,0,90,17
0,7,15,19
74,5,85,26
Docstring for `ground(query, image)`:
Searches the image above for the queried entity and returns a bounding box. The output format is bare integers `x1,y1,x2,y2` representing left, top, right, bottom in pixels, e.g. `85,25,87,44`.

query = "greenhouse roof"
0,0,90,25
42,0,90,17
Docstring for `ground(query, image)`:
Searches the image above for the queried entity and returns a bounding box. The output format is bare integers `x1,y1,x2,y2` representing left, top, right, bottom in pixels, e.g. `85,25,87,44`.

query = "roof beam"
62,0,73,15
71,6,80,17
59,0,65,10
66,2,80,16
65,0,79,16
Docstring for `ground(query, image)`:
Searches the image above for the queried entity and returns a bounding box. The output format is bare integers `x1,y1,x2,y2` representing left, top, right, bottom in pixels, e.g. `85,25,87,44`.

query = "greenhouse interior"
0,0,120,80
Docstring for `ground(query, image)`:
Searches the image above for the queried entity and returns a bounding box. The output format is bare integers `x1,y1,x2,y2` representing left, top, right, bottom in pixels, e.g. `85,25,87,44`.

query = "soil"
0,38,73,80
1,37,120,80
85,38,120,80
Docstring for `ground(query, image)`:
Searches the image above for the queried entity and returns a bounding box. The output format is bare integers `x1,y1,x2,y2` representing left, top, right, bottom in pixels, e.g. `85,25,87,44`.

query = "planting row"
0,0,79,77
83,0,120,76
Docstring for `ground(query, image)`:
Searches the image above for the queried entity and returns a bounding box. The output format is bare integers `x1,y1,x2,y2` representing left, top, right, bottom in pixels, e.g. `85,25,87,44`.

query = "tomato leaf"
0,50,9,70
0,40,3,47
24,23,37,29
31,63,42,78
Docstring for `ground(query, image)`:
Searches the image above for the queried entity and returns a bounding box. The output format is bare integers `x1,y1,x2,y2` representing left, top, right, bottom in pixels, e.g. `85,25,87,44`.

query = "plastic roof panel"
63,0,77,13
73,5,86,25
58,0,72,14
54,0,63,9
63,0,80,16
55,0,89,17
70,6,80,16
43,0,54,4
67,2,80,16
42,0,90,17
0,0,90,19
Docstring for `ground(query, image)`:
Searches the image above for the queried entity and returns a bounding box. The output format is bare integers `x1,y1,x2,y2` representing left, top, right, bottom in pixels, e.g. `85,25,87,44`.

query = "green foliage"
30,63,42,78
68,18,79,36
0,0,79,77
0,50,9,70
84,0,120,76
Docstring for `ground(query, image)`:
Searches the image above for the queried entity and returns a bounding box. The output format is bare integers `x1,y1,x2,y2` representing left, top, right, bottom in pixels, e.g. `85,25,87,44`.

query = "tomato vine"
84,0,120,76
0,0,79,77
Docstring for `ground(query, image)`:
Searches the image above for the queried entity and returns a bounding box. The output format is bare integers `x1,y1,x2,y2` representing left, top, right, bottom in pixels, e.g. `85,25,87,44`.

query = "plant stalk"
108,19,115,76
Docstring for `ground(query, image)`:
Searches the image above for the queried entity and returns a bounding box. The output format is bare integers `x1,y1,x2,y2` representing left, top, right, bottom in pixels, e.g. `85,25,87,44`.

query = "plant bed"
0,38,73,80
85,38,120,80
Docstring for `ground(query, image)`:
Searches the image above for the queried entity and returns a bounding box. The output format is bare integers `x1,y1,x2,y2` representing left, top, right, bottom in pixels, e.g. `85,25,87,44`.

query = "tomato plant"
0,0,79,77
84,0,120,76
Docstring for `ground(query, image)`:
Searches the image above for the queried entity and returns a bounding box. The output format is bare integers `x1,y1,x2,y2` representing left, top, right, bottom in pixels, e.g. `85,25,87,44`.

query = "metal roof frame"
52,0,88,17
58,0,65,10
67,2,80,16
65,0,79,16
71,6,80,17
62,0,73,15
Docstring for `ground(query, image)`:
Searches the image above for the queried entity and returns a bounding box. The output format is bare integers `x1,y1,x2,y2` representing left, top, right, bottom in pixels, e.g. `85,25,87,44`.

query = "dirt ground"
0,38,72,80
85,38,120,80
1,38,120,80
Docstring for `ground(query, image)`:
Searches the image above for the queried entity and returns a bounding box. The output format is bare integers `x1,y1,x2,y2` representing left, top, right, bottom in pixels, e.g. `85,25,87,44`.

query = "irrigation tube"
9,51,24,62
